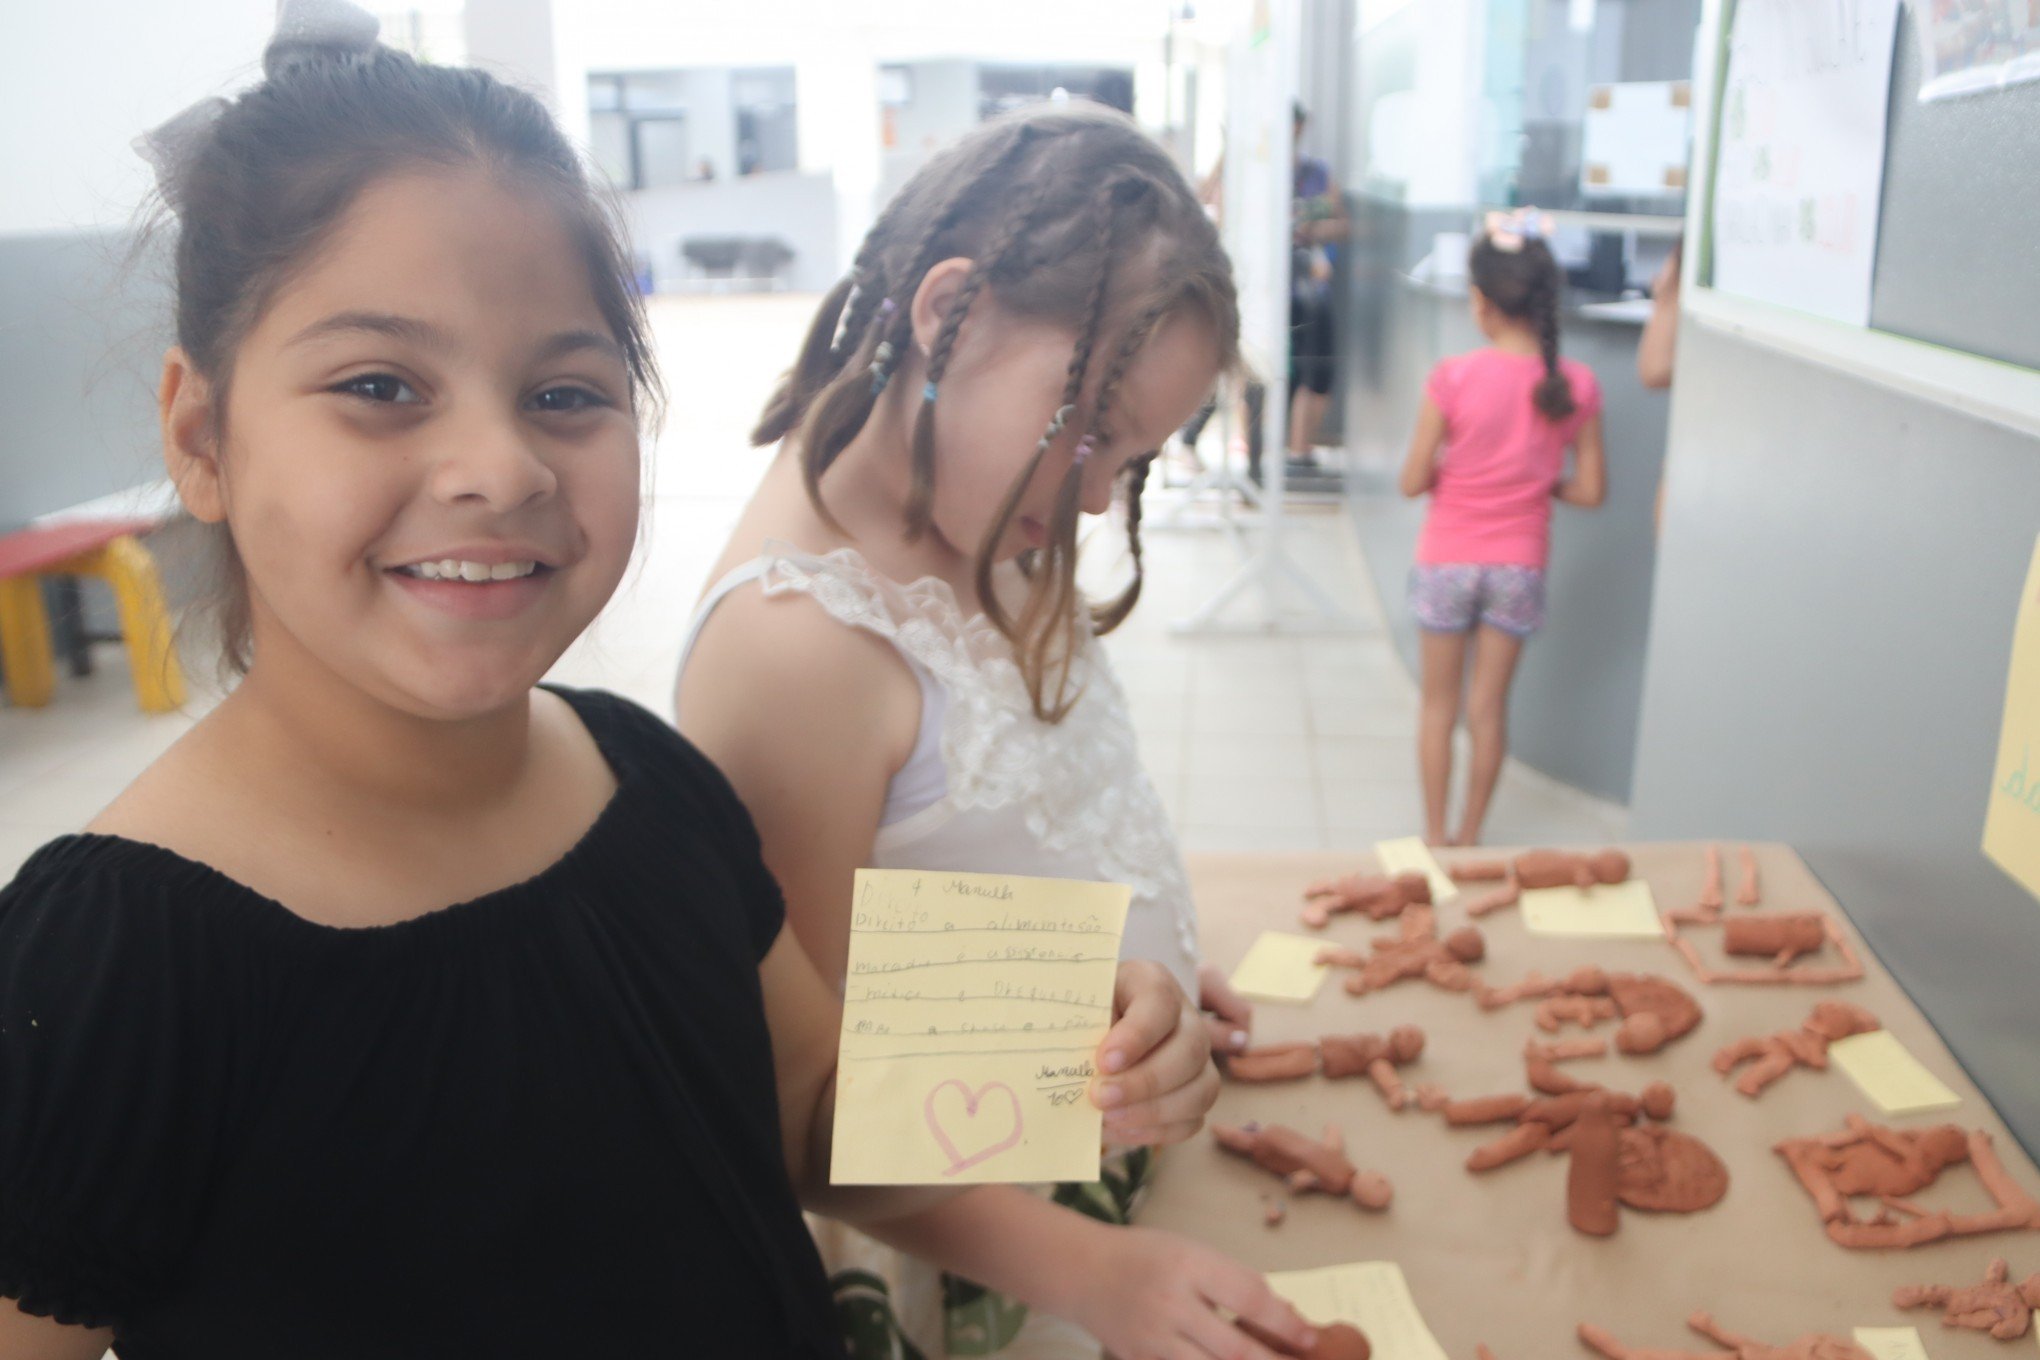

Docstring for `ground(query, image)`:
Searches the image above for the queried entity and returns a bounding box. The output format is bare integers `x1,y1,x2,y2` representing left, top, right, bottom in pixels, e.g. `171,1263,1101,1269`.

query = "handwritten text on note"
829,868,1131,1185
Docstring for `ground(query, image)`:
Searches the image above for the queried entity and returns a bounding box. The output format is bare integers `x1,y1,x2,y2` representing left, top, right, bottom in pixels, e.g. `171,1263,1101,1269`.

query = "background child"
0,11,1232,1357
675,106,1303,1360
1399,210,1607,847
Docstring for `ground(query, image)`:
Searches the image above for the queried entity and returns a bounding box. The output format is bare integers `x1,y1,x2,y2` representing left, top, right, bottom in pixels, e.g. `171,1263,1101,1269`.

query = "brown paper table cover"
1136,843,2040,1358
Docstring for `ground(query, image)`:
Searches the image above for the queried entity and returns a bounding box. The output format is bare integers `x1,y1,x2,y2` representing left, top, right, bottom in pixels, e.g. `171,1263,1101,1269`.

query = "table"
1138,844,2040,1357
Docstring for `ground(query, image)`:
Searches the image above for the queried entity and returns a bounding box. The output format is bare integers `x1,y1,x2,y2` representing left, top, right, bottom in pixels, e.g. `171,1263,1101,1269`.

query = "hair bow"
133,0,381,210
1482,207,1555,253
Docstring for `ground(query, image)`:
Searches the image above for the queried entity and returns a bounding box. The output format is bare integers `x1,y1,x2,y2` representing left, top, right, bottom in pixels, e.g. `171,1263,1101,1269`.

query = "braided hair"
1468,235,1576,422
754,104,1239,721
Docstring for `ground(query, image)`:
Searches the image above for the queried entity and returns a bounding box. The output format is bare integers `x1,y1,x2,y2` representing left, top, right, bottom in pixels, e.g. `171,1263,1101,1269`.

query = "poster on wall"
1915,0,2040,101
1982,534,2040,905
1710,0,1903,326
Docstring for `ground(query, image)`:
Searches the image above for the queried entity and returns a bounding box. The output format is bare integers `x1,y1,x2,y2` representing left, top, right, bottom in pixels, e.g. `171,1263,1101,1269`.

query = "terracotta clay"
1538,995,1621,1030
1237,1317,1373,1360
1213,1122,1393,1213
1322,906,1486,998
1226,1042,1321,1083
1580,1313,1872,1360
1722,914,1828,965
1775,1116,2040,1249
1700,843,1725,912
1300,871,1432,928
1893,1258,2040,1340
1462,876,1524,919
1735,846,1761,907
1514,848,1632,891
1529,1036,1609,1062
1664,909,1866,986
1449,859,1511,883
1482,967,1700,1057
1616,1125,1731,1213
1567,1092,1623,1236
1321,1025,1426,1109
1712,1002,1881,1097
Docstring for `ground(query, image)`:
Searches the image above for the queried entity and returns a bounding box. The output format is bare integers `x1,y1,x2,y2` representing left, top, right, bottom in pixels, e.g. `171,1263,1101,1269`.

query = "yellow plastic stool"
0,527,185,713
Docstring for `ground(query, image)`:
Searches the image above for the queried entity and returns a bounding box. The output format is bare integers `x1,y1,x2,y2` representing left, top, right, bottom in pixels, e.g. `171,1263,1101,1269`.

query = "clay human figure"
1579,1313,1872,1360
1712,1002,1880,1098
1225,1041,1320,1083
1317,905,1485,997
1300,870,1432,928
1237,1316,1373,1359
1775,1116,2040,1248
1893,1257,2040,1340
1212,1122,1394,1211
1321,1025,1426,1108
1514,848,1631,891
1664,909,1866,986
1480,966,1701,1056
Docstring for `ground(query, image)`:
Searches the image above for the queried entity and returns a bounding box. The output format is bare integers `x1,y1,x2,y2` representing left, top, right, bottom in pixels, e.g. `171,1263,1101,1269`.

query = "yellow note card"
1828,1030,1962,1114
1985,534,2040,903
1229,931,1331,1003
1375,836,1456,903
1519,878,1662,938
830,868,1130,1186
1853,1326,1930,1360
1266,1262,1447,1360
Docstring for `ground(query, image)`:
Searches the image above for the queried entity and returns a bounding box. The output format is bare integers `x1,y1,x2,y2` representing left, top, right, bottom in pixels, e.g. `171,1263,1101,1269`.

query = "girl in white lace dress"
674,106,1305,1360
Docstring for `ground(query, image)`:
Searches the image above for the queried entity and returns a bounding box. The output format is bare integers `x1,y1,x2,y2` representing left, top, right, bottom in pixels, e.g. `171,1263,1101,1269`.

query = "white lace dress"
676,542,1200,1359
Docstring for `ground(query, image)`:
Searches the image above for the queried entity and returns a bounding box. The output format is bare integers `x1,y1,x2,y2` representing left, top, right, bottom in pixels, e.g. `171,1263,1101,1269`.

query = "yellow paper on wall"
1229,931,1331,1003
1853,1326,1930,1360
1265,1262,1448,1360
1374,836,1456,903
1519,878,1663,937
1984,533,2040,903
1828,1030,1962,1114
830,868,1129,1186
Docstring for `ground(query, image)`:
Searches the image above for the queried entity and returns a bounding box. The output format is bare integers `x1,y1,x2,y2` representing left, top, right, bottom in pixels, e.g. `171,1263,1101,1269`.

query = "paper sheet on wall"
1520,879,1664,938
1710,0,1901,325
1265,1262,1448,1360
829,869,1129,1185
1916,0,2040,102
1984,534,2040,904
1853,1326,1930,1360
1230,931,1332,1003
1828,1029,1962,1114
1374,837,1456,904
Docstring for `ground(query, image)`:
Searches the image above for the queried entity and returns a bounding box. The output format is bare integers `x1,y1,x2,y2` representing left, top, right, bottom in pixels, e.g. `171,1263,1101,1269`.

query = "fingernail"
1231,1030,1249,1050
1103,1049,1127,1073
1096,1082,1124,1108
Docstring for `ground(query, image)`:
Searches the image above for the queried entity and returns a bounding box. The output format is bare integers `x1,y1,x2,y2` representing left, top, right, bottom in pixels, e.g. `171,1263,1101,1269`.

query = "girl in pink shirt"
1398,212,1607,846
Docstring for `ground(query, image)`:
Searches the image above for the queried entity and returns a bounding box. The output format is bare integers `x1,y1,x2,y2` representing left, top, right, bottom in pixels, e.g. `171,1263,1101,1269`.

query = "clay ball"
1639,1082,1676,1121
1388,1025,1426,1062
1445,927,1486,963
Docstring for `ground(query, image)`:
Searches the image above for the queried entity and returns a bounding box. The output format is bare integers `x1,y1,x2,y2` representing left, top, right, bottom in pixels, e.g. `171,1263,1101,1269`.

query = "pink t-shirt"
1415,349,1603,570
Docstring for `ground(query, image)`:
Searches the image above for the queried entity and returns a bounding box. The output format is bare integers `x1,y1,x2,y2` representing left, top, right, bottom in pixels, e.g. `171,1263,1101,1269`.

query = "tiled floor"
0,293,1624,881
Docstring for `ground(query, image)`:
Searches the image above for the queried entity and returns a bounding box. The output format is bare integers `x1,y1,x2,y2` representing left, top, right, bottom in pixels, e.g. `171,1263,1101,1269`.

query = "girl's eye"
530,385,608,414
332,373,420,404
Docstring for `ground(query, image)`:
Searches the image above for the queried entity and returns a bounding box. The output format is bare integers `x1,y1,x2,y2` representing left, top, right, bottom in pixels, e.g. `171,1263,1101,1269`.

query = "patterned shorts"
1409,563,1547,638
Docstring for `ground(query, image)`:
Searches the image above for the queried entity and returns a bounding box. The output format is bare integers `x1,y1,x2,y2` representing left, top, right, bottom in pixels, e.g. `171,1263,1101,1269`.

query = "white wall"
1,0,274,236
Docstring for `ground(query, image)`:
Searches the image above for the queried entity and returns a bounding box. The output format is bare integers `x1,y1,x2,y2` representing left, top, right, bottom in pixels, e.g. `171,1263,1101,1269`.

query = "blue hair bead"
923,381,939,403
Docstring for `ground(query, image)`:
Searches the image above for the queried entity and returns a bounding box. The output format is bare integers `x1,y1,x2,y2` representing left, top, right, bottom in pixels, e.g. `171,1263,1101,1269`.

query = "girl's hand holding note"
1095,959,1222,1147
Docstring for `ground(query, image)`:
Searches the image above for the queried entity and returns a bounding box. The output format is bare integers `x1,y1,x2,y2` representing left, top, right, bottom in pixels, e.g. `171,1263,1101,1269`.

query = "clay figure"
1892,1258,2040,1340
1449,859,1510,882
1213,1122,1393,1212
1482,967,1700,1056
1226,1042,1320,1083
1301,871,1432,928
1664,909,1865,986
1567,1092,1622,1236
1515,848,1632,891
1712,1002,1880,1098
1463,876,1524,918
1321,1025,1426,1108
1237,1316,1373,1360
1722,914,1827,965
1775,1116,2040,1248
1317,906,1486,998
1735,846,1761,907
1580,1313,1872,1360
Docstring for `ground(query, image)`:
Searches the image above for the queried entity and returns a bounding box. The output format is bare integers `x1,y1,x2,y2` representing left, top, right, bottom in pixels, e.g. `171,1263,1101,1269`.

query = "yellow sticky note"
1375,836,1456,903
1519,878,1663,938
1853,1326,1930,1360
830,868,1130,1185
1229,931,1331,1003
1986,535,2040,904
1266,1262,1448,1360
1828,1030,1962,1114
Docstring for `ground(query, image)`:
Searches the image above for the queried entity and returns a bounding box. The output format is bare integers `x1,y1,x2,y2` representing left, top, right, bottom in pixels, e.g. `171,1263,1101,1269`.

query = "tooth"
416,561,440,580
489,562,523,581
438,560,459,579
458,561,491,582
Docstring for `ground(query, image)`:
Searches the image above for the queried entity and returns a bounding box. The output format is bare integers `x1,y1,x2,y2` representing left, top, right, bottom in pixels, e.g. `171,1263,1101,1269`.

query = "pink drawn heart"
924,1079,1025,1176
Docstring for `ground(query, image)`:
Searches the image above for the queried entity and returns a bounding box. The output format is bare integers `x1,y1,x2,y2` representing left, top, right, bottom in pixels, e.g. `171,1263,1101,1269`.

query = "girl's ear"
910,256,977,358
160,347,228,525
